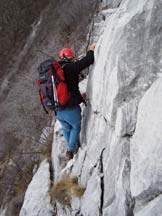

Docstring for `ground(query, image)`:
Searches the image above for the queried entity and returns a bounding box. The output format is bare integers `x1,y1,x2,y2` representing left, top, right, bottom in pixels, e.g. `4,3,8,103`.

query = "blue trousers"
56,106,81,151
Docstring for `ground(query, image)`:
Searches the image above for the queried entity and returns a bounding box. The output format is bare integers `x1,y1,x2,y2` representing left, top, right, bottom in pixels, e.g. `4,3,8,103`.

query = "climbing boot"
73,140,80,154
73,145,79,154
66,150,74,160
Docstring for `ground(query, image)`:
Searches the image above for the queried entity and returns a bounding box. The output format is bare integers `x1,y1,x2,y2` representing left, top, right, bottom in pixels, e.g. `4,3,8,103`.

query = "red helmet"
59,47,75,59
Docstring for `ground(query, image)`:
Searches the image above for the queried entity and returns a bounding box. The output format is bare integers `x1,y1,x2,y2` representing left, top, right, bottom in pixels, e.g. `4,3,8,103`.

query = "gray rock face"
131,78,162,215
80,166,102,216
102,0,123,8
135,195,162,216
0,208,6,216
115,99,138,137
20,0,162,215
51,0,162,215
19,160,53,216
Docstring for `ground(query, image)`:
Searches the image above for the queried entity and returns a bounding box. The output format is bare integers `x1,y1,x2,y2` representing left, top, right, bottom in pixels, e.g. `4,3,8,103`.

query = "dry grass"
50,175,85,206
14,162,36,194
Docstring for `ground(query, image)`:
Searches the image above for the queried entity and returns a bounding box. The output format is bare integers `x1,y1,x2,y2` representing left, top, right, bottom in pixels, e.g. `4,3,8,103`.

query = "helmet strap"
63,54,73,62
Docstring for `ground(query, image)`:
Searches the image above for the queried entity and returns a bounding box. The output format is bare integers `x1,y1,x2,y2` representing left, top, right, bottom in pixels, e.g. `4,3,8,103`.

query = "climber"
56,44,95,160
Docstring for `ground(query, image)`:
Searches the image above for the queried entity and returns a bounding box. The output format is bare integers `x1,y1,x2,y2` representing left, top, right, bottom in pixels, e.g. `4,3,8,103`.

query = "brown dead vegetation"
50,175,85,206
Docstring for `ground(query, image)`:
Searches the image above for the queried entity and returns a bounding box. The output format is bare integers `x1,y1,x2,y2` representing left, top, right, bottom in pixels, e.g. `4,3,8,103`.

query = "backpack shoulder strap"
51,61,66,83
38,89,49,114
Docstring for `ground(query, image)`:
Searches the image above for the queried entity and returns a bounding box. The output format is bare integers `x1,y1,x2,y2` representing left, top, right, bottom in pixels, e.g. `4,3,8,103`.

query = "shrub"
50,175,85,206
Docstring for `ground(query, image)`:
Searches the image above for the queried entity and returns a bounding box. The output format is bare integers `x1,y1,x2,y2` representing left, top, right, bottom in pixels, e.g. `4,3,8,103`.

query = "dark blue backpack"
37,59,71,113
37,59,55,113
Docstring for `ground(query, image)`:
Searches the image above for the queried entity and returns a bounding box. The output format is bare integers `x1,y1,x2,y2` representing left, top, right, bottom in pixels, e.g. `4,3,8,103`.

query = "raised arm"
75,44,96,72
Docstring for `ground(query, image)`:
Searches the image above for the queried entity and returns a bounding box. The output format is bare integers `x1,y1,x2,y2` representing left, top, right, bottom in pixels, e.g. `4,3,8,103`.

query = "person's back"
56,44,95,160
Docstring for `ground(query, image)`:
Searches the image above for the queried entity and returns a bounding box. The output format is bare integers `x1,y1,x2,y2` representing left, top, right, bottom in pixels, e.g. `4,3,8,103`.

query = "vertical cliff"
52,0,162,215
0,1,98,215
18,0,162,215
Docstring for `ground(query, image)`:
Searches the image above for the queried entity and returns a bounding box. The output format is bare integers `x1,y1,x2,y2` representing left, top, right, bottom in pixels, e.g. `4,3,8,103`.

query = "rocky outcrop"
52,0,162,215
20,0,162,215
0,1,99,214
19,160,53,216
131,78,162,216
0,208,6,216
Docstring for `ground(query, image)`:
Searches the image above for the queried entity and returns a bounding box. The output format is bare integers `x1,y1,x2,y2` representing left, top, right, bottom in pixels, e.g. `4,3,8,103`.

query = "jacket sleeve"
75,50,94,72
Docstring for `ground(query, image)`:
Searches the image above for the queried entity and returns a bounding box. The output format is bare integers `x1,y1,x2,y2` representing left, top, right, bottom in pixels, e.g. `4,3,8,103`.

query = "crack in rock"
123,159,135,216
99,148,106,216
134,183,162,213
78,150,88,179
